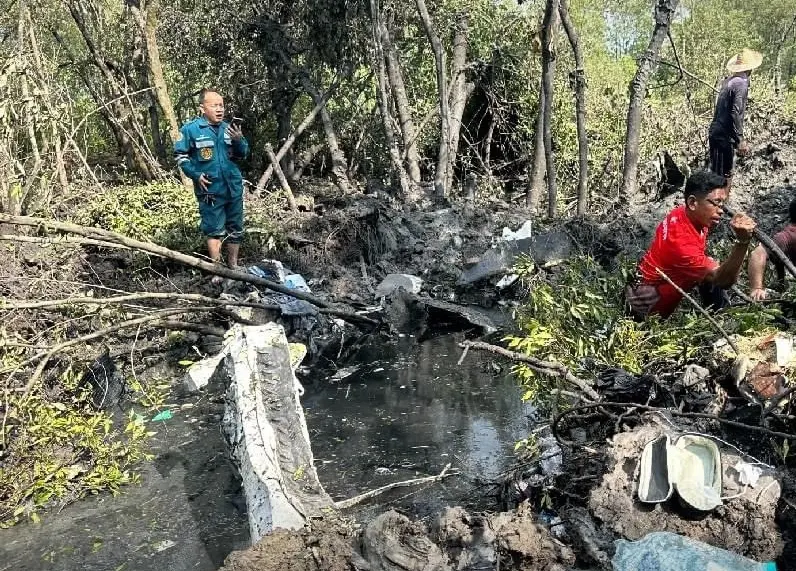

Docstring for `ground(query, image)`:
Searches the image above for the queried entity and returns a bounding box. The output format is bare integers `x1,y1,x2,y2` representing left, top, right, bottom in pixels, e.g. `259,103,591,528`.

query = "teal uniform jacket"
174,117,249,239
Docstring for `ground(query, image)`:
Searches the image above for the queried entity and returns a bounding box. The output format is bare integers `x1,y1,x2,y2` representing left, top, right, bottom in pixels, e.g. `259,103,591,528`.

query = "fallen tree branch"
0,214,378,327
265,143,298,212
254,77,340,192
1,291,350,321
1,292,277,311
551,401,796,446
334,463,456,510
655,267,740,355
460,340,600,401
0,234,130,250
13,307,215,396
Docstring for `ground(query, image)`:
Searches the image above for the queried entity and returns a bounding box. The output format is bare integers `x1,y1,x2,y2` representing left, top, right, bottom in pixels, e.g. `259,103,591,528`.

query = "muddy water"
0,333,532,570
0,393,250,571
302,333,535,521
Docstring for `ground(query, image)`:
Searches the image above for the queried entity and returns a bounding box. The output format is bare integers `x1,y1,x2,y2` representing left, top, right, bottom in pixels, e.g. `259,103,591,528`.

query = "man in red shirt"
625,169,756,319
748,198,796,301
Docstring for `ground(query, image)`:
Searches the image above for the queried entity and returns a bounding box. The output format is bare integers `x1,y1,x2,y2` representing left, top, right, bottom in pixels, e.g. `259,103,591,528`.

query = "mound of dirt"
219,503,576,571
220,515,356,571
589,424,784,562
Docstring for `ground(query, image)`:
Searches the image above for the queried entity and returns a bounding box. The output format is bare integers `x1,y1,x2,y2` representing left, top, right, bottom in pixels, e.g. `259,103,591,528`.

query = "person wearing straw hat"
708,48,763,190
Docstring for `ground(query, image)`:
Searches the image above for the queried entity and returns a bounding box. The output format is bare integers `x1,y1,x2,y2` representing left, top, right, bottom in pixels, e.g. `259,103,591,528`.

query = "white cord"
651,411,774,469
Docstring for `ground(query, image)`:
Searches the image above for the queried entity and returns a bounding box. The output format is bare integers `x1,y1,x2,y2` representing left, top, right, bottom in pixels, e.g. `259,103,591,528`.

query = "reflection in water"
302,333,535,517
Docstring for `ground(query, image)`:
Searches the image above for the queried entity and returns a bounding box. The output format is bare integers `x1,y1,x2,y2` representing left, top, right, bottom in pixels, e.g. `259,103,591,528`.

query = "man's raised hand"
228,124,243,141
730,212,756,242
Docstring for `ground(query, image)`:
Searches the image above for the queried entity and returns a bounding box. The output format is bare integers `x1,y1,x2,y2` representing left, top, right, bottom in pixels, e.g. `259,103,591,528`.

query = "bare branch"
460,340,600,400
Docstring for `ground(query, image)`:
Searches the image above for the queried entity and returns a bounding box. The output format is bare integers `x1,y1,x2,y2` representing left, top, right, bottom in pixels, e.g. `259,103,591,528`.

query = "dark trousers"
708,137,735,178
698,282,729,312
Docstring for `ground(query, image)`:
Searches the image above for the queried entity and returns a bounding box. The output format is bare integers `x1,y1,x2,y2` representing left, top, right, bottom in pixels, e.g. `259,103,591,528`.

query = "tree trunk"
147,94,166,161
620,0,678,198
138,0,191,188
558,0,588,216
272,86,298,179
541,0,558,218
294,73,354,194
774,15,796,97
266,144,298,212
26,14,69,195
445,12,473,194
527,88,546,211
68,1,155,180
371,0,416,201
415,0,450,197
255,80,339,192
293,143,325,180
382,24,422,184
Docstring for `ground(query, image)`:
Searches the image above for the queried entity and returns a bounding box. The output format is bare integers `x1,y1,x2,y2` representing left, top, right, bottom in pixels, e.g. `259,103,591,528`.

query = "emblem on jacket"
200,147,214,160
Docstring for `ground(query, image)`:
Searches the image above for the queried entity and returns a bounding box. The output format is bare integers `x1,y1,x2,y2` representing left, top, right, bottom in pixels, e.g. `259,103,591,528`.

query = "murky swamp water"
0,333,533,570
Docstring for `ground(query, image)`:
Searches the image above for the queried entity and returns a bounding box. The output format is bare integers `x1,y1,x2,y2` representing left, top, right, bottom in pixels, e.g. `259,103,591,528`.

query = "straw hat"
726,48,763,73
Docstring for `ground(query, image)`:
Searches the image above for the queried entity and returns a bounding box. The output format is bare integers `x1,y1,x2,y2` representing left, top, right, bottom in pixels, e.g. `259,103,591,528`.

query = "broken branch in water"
0,214,379,327
334,463,456,510
459,340,600,401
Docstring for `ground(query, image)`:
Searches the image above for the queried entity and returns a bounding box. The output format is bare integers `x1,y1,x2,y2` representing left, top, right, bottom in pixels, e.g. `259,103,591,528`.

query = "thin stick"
265,143,298,212
731,285,754,304
460,340,600,401
655,59,719,93
0,292,346,319
655,267,740,355
551,402,796,446
0,234,130,250
334,463,456,510
17,307,215,396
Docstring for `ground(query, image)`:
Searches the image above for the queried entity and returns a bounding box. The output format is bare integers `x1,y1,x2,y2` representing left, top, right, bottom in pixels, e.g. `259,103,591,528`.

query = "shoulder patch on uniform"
176,131,184,142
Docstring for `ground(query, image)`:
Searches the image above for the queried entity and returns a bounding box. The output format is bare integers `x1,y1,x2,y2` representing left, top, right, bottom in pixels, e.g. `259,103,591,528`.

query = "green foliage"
506,255,719,405
74,182,202,251
0,368,153,528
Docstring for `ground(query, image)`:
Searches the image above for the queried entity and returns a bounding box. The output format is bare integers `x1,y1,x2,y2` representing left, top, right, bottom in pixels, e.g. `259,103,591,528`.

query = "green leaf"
151,410,173,422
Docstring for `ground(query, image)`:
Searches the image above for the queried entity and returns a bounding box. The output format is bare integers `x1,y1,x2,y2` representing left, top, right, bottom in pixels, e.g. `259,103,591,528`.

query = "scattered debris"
151,410,173,422
637,433,722,511
613,531,777,571
375,274,424,299
590,424,783,562
219,323,332,543
458,229,573,286
357,510,450,571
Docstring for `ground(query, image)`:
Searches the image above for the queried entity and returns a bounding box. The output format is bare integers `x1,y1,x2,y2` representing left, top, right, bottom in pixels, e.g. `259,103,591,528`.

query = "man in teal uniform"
174,89,249,272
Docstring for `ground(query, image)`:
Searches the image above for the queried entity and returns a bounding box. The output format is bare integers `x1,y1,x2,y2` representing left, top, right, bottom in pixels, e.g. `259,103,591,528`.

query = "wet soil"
0,389,249,571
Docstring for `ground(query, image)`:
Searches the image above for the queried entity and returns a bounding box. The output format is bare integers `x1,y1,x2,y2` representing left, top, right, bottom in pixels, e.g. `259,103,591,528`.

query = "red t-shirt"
637,205,719,317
